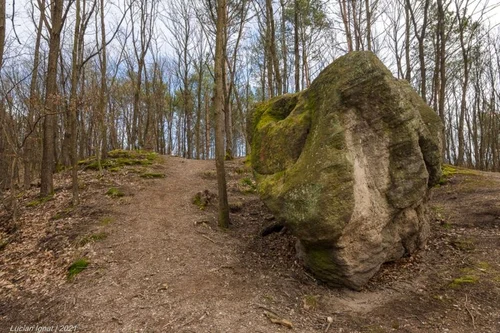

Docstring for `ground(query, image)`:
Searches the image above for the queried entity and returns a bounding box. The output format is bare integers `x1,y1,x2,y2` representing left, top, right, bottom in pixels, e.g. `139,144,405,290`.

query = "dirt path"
37,157,272,332
2,157,500,333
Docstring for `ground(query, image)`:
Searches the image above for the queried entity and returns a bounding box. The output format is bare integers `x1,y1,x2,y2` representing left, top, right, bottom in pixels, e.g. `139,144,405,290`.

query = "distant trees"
0,0,499,206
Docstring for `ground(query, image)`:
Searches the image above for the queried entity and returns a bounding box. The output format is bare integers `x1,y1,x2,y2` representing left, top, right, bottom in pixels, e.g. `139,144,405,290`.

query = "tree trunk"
339,0,353,52
99,0,108,160
205,88,210,159
365,0,372,51
436,0,447,156
294,0,300,92
0,0,5,70
24,0,45,189
404,1,411,82
266,0,282,95
279,0,287,93
214,0,229,228
69,0,82,204
41,0,65,197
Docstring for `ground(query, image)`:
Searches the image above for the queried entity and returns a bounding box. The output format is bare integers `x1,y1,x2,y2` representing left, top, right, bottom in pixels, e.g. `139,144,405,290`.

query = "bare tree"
40,0,73,196
214,0,230,228
0,0,5,70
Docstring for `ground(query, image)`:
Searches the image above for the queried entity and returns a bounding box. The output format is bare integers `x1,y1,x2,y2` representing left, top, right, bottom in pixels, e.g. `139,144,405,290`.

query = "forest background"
1,0,500,203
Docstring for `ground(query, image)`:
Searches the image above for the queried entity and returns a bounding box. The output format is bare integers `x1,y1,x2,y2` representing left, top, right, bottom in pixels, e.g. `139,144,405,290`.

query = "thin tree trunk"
365,0,372,51
99,0,108,160
266,0,282,95
436,0,447,156
205,89,210,159
24,0,45,189
294,0,300,92
280,0,287,93
404,1,411,82
41,0,65,197
69,0,82,204
0,0,5,70
339,0,353,52
214,0,229,228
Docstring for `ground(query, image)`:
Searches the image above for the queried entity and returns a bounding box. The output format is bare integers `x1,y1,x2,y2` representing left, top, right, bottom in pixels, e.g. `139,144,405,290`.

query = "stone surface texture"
248,51,443,290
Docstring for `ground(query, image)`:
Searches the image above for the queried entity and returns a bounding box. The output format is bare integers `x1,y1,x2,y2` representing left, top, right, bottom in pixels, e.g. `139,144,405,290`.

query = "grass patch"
441,221,452,229
26,194,54,208
449,275,479,288
192,190,215,210
100,217,114,226
79,232,108,247
67,258,89,280
50,207,73,221
302,295,319,310
78,149,158,171
229,201,243,213
106,187,124,198
439,164,479,185
140,172,165,179
239,177,257,194
201,170,217,180
477,261,491,271
233,167,247,174
450,238,475,252
0,238,10,251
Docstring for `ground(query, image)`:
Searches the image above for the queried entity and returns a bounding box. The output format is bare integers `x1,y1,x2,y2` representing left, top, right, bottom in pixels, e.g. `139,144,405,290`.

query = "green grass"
240,177,257,193
78,149,158,171
79,232,108,246
100,217,114,226
67,258,89,280
26,194,54,208
449,275,479,288
0,238,10,251
140,172,165,179
106,187,124,198
439,164,479,185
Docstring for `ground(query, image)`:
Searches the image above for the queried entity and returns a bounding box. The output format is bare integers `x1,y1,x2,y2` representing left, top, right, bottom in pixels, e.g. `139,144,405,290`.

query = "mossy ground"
106,187,124,198
26,194,54,208
78,232,108,247
140,172,165,179
67,258,89,280
78,149,158,172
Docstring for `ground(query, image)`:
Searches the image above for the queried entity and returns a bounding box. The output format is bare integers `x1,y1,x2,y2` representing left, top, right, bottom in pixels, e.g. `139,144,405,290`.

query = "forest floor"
1,154,500,333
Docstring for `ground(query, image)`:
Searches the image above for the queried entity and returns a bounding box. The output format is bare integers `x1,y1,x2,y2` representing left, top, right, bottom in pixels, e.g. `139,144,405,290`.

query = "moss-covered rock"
249,51,443,290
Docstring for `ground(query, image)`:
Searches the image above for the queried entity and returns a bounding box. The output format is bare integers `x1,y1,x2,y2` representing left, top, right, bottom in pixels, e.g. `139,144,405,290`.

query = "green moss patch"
229,201,244,213
79,232,108,247
450,238,475,252
439,164,479,185
140,172,165,179
0,238,10,251
26,194,54,208
239,177,257,194
67,258,89,280
449,275,479,288
50,207,74,221
100,217,114,226
192,190,215,210
78,149,158,171
302,295,319,310
106,187,125,198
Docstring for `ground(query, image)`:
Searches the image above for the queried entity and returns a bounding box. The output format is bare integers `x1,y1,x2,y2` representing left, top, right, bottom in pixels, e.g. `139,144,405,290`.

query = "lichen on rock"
248,51,443,290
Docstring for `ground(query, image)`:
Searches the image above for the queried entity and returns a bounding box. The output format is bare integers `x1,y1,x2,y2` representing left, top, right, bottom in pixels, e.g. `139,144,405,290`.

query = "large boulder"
248,51,443,290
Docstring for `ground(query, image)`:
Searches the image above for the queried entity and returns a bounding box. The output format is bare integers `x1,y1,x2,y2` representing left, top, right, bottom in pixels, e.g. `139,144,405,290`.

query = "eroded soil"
1,157,499,332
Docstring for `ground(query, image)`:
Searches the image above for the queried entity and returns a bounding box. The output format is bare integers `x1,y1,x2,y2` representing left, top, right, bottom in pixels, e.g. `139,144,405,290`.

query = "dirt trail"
40,157,273,332
2,157,500,333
